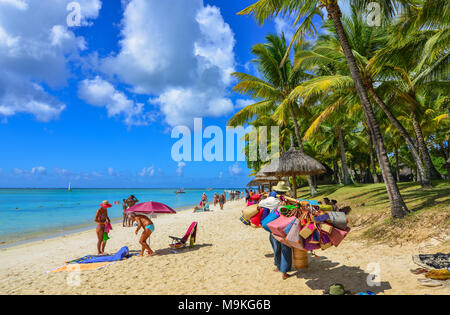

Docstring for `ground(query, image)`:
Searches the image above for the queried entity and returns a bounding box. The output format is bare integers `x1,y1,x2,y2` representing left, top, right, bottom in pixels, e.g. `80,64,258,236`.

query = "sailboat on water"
68,182,72,192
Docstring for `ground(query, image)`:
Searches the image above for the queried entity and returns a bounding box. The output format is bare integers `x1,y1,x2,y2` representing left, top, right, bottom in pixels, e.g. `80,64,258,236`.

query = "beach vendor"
94,200,112,255
130,213,155,257
267,181,293,280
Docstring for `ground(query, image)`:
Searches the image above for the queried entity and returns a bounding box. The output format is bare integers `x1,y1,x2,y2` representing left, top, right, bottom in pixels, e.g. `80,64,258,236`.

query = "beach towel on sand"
66,246,137,264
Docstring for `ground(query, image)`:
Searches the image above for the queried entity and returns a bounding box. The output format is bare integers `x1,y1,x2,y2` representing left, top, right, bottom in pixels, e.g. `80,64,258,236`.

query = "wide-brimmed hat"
272,181,290,193
100,200,112,208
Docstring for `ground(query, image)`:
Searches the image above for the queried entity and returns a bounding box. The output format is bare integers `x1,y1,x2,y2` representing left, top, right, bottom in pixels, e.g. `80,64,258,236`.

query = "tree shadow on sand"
291,255,392,294
152,243,213,257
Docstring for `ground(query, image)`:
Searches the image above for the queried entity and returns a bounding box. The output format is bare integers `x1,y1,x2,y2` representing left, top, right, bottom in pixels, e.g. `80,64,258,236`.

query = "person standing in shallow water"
94,200,111,255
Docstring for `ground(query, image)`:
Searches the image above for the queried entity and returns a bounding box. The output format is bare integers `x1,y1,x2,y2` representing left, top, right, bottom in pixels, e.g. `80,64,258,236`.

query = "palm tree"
227,34,319,195
238,0,410,217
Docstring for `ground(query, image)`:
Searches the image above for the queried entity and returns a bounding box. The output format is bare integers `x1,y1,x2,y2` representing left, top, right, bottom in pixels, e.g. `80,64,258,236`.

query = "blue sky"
0,0,324,188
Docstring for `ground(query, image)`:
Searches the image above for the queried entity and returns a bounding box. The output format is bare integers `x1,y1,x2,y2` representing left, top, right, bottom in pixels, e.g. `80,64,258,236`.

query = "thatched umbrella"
261,146,326,198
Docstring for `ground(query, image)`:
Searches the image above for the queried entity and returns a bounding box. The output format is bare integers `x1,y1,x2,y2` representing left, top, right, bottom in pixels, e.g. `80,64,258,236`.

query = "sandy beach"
0,199,448,295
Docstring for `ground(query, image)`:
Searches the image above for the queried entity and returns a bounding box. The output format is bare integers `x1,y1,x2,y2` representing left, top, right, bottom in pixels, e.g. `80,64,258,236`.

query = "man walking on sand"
130,213,155,257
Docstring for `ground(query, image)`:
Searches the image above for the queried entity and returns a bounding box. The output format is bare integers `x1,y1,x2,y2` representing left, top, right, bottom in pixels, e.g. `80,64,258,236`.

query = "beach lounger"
169,222,198,249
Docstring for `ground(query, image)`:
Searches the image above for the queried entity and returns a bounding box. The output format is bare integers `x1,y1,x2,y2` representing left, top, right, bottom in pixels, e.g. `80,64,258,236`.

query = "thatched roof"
261,147,326,176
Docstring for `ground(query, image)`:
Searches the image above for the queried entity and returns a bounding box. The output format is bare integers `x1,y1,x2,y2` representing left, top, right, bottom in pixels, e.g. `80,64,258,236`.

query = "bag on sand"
267,215,296,238
285,219,304,250
328,211,348,230
261,209,280,232
242,204,259,219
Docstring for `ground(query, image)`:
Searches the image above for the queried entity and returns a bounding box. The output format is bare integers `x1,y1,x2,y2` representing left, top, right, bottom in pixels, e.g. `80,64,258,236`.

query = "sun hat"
272,181,290,193
100,200,112,208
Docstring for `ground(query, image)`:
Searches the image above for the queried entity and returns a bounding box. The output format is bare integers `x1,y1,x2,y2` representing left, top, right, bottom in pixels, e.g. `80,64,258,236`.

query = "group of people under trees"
94,195,155,257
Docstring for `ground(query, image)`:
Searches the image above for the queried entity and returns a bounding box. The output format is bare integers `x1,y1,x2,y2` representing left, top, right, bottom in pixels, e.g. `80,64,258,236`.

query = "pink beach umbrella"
125,201,176,214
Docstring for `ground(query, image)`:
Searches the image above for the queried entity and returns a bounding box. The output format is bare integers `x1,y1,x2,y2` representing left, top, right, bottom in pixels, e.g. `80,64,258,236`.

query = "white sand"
0,200,448,295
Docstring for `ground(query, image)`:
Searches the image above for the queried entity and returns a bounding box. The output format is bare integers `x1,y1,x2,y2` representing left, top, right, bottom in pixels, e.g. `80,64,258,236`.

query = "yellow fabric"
425,269,450,280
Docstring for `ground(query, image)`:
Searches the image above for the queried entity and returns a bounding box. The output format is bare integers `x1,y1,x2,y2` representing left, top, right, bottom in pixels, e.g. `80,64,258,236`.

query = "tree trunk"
338,126,352,185
410,106,442,180
327,4,408,218
333,160,339,184
395,145,400,182
289,102,318,196
367,84,431,188
368,128,379,183
292,173,297,199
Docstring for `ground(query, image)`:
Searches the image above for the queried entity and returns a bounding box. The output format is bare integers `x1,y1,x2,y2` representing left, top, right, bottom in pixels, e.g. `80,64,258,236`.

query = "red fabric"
250,194,261,200
250,208,264,227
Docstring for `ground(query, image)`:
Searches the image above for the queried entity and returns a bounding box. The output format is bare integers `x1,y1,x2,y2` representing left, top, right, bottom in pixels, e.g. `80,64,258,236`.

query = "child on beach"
94,200,112,255
130,213,155,257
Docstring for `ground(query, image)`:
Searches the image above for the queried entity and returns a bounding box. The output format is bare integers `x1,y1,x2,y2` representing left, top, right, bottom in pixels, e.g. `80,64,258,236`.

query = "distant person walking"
219,193,225,210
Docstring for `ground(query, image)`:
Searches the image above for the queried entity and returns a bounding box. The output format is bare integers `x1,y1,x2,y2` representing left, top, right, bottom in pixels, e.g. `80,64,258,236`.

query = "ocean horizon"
0,188,245,248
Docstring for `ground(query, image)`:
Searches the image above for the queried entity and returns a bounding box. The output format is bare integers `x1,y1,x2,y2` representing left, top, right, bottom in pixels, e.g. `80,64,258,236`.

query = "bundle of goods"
265,202,350,252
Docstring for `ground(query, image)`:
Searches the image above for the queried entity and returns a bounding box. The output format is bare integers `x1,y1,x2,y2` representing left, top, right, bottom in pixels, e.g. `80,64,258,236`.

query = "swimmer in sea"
94,200,111,255
130,213,155,257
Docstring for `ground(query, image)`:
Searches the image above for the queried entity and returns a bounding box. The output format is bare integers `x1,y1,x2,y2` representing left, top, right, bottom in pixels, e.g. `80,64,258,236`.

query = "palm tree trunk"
395,145,400,182
410,107,442,180
289,101,317,196
333,159,339,184
368,128,379,183
338,126,352,185
327,3,408,218
367,84,431,188
292,173,297,199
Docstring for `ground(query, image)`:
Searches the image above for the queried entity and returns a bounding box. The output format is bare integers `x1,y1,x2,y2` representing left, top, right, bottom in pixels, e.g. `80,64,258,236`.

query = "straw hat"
100,200,112,208
272,181,290,192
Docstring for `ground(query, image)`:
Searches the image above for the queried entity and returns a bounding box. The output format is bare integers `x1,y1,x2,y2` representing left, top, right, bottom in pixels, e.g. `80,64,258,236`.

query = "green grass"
296,180,450,245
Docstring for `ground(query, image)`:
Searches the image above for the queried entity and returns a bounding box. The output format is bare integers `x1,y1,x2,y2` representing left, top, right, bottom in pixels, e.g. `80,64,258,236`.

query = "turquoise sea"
0,188,241,247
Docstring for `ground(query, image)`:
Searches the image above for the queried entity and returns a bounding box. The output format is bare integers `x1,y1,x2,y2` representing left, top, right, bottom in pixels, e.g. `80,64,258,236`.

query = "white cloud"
228,162,242,176
107,167,115,176
274,15,296,42
102,0,236,127
31,166,46,175
139,166,155,177
219,171,223,179
0,0,101,121
235,99,254,109
78,76,151,126
176,162,186,176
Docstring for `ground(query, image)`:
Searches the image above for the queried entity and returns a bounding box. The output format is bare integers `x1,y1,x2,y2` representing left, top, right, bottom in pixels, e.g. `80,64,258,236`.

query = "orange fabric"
49,262,112,273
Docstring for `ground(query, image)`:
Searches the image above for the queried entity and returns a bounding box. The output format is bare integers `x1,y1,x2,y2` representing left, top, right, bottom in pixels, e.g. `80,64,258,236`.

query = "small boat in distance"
207,188,212,191
175,188,185,195
68,182,71,192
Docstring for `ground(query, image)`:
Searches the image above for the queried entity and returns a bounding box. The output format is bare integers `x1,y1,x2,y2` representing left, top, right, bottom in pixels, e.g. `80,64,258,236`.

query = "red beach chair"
169,222,198,249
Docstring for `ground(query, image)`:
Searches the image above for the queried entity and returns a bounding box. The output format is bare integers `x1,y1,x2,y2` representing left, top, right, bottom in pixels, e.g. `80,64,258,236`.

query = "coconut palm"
238,0,411,217
227,33,320,195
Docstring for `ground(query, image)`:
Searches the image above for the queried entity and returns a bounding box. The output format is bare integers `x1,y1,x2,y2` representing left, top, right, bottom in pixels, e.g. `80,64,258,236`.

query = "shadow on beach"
292,255,392,294
150,243,213,257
